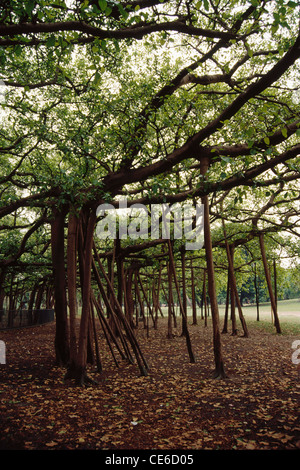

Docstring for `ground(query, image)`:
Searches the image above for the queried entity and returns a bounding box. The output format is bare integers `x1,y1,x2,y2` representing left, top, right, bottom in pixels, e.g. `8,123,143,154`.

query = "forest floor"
0,315,299,452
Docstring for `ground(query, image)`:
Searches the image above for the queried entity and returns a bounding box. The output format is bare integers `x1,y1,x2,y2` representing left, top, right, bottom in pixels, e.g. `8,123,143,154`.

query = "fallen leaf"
45,441,57,447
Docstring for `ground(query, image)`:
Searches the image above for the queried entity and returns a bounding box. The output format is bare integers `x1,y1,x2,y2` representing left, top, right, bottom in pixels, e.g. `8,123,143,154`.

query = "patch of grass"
218,298,299,326
245,318,299,335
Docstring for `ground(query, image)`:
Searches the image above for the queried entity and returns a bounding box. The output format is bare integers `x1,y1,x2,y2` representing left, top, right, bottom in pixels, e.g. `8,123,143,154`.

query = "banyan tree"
0,0,299,384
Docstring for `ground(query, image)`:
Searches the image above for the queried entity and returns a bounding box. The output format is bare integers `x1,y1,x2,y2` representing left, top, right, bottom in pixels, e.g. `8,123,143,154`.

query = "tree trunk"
90,301,102,372
35,281,45,309
75,208,98,385
221,215,249,337
222,268,230,334
200,270,204,319
126,268,135,329
91,291,123,367
153,265,162,328
8,275,15,328
115,238,123,309
108,244,116,331
138,272,155,328
167,240,195,363
66,210,79,370
93,245,149,376
200,156,226,378
28,282,38,325
230,273,237,336
190,259,197,325
91,259,133,363
254,262,260,321
163,274,177,328
0,270,6,311
259,233,281,334
180,247,188,337
51,208,70,366
273,259,278,313
134,271,146,328
229,246,238,336
202,269,208,327
167,262,173,338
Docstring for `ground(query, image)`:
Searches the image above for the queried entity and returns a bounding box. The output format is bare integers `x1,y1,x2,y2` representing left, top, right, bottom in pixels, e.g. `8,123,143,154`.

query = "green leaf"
98,0,107,12
46,35,56,48
94,71,101,85
25,1,35,15
264,137,270,145
281,128,288,138
118,4,129,19
203,0,209,10
14,44,22,56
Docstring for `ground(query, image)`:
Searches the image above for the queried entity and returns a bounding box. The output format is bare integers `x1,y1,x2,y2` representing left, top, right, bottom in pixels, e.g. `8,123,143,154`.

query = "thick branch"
103,143,300,207
0,19,237,43
107,32,300,188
